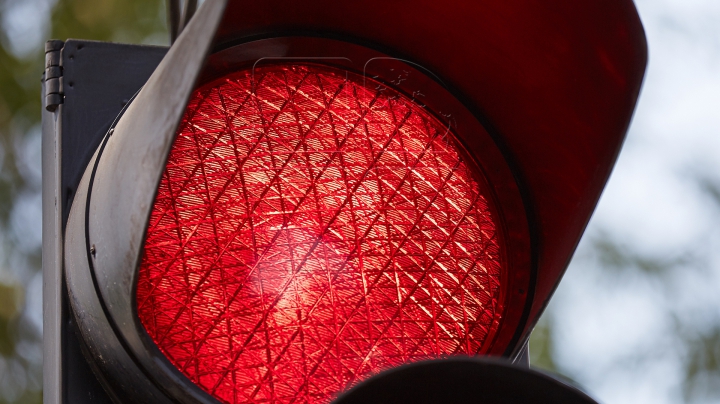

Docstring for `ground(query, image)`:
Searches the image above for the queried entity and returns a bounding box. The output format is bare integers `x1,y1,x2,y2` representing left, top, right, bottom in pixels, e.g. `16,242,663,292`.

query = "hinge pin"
44,40,65,112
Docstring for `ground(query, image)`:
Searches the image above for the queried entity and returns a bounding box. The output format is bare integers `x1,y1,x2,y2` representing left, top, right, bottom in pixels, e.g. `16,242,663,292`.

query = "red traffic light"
137,63,507,403
50,0,647,402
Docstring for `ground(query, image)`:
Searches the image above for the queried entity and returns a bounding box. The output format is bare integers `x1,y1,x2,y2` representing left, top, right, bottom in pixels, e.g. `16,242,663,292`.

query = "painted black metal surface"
333,358,598,404
57,39,166,404
60,40,167,230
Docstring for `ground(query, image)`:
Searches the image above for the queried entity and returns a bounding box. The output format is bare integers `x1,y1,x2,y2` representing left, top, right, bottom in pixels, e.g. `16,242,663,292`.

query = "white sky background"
544,0,720,403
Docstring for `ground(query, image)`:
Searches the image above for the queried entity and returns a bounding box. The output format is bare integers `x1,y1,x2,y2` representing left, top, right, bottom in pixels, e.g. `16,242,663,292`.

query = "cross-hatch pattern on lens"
136,63,505,404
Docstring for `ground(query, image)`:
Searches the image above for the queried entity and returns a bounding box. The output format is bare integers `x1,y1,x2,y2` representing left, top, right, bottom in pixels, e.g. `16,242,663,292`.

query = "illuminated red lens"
136,64,504,403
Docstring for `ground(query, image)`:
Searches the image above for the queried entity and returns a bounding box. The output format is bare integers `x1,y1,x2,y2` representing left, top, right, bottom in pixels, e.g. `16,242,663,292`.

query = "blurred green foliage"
50,0,166,46
683,326,720,401
530,219,720,402
0,0,165,402
528,315,558,373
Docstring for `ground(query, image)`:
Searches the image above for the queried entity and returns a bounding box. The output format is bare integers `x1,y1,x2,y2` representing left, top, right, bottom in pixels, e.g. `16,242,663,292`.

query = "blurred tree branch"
530,172,720,403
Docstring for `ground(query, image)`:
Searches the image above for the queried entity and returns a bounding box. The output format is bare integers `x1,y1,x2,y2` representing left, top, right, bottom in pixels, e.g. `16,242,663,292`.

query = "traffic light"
42,0,647,403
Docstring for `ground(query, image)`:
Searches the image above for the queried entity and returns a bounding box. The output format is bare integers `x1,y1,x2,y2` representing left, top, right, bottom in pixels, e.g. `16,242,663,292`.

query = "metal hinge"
44,40,65,112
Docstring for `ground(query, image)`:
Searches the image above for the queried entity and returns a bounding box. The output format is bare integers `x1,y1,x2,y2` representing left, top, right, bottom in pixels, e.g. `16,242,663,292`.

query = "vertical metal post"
42,44,64,404
167,0,181,44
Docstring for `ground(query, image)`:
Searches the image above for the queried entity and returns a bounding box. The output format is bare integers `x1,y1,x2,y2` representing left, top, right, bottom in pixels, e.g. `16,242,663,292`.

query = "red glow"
136,64,504,403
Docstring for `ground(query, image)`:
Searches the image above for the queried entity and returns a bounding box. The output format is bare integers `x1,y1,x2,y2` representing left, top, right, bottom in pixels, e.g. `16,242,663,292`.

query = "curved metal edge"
75,0,228,403
332,357,598,404
518,1,650,343
65,147,175,404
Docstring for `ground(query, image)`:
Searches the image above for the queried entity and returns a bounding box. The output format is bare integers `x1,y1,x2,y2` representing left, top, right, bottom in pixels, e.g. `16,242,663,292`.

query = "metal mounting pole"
168,0,199,44
167,0,181,44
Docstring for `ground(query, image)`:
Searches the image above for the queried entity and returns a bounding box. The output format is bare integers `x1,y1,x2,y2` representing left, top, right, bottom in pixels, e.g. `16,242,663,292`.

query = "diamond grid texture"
136,64,504,404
